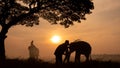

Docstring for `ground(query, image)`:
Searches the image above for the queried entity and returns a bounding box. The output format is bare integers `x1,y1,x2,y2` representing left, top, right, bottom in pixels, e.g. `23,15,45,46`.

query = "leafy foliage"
0,0,94,28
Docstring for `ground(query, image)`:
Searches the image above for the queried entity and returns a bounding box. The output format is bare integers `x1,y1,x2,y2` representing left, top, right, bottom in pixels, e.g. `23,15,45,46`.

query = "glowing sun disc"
51,35,61,43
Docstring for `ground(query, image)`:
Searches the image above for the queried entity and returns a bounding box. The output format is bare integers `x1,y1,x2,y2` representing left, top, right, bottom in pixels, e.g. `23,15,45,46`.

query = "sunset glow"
3,0,120,60
50,35,61,44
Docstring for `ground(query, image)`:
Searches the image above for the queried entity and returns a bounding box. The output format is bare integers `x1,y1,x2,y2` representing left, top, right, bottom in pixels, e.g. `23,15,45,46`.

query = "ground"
0,59,120,68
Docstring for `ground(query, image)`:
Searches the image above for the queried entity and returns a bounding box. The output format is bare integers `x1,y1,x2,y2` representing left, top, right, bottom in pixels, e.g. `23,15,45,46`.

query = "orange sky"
1,0,120,60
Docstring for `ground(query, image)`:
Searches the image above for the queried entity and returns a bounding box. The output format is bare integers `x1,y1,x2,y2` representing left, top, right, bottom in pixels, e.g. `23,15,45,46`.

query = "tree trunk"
0,36,6,62
0,27,8,62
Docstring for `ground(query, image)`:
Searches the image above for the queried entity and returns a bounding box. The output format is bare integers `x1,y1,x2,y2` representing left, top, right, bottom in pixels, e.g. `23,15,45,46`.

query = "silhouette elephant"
64,40,92,63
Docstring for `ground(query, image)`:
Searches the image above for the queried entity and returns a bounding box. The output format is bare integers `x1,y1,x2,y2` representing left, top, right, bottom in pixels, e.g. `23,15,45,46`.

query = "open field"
0,59,120,68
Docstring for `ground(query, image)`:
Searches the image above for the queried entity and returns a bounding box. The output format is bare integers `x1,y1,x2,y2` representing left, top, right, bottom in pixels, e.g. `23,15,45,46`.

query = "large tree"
0,0,94,61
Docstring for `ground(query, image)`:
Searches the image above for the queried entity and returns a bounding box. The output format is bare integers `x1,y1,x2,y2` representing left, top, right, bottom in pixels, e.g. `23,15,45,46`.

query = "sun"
50,35,61,44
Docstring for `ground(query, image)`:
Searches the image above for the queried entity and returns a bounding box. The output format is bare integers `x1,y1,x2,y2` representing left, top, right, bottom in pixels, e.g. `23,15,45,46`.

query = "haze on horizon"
1,0,120,60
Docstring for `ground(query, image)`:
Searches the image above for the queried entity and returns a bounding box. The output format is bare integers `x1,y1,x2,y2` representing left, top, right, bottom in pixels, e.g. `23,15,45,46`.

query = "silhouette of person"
54,40,69,64
28,40,39,60
63,46,70,63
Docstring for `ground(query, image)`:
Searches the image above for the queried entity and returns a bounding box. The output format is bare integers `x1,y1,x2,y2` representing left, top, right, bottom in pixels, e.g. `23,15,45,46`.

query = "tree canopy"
0,0,94,28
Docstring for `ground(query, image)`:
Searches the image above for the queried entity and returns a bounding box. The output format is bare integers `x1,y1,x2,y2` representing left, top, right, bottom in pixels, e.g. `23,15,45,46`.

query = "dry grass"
0,59,120,68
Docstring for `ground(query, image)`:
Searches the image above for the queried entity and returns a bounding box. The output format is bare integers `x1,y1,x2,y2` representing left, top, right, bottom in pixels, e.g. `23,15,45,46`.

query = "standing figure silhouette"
54,40,69,64
63,46,70,63
28,40,39,60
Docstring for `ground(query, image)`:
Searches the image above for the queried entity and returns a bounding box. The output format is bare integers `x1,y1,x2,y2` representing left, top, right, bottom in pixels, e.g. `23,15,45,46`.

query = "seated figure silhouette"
28,40,39,60
54,40,69,64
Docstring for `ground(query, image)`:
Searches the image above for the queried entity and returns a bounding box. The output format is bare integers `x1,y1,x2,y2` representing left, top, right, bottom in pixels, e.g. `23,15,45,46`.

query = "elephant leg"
63,53,70,63
85,54,89,62
77,54,80,63
67,54,70,63
75,53,77,62
75,52,80,63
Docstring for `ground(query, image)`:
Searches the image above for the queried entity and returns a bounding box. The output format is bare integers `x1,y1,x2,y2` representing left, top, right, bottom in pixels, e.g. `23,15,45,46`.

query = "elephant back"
69,41,91,54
